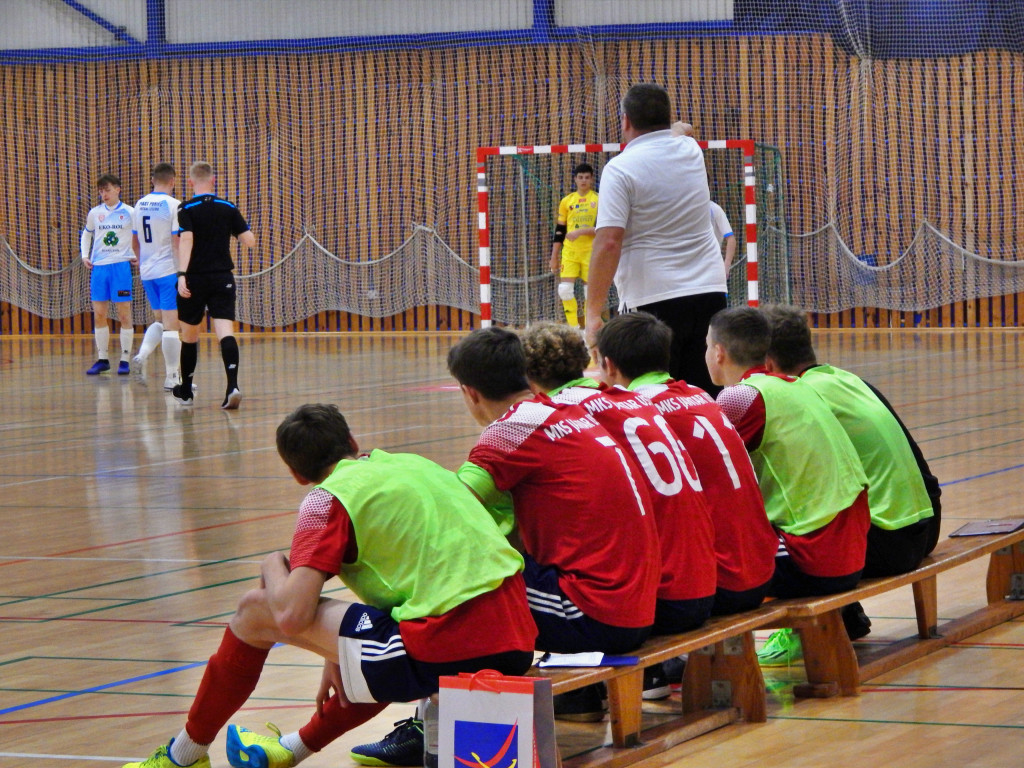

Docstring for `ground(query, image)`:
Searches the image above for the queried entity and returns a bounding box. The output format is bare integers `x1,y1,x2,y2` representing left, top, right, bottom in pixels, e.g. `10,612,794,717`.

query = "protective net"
2,0,1023,331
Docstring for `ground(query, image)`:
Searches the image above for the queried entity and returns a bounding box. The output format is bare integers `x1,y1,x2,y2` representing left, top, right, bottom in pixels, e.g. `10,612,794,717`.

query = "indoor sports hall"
2,2,1022,767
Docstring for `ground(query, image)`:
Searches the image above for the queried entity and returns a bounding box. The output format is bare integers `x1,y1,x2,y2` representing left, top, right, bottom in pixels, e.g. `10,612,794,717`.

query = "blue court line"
940,462,1024,487
0,660,207,717
0,642,287,718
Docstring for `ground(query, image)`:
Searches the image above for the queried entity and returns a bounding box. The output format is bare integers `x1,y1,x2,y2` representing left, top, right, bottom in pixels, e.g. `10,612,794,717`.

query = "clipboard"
948,519,1024,537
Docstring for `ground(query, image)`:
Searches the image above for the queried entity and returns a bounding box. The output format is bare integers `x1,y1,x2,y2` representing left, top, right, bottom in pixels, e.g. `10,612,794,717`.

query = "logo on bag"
354,612,374,632
454,720,518,768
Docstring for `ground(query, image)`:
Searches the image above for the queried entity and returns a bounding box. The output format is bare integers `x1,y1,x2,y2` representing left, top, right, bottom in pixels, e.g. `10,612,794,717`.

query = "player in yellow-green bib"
549,163,599,327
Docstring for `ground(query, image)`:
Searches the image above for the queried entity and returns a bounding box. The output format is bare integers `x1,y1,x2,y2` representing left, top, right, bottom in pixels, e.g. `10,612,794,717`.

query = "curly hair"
520,322,591,391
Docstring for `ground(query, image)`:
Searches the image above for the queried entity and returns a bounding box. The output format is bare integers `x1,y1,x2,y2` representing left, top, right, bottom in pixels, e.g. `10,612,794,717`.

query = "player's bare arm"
177,231,193,298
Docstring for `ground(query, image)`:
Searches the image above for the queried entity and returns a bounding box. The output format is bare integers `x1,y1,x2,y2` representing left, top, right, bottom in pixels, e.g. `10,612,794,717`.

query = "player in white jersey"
708,201,736,272
131,163,183,390
81,173,136,376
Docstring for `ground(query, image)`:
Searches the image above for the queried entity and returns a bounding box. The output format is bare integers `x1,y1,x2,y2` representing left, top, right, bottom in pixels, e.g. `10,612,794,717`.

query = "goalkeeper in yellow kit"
549,163,598,327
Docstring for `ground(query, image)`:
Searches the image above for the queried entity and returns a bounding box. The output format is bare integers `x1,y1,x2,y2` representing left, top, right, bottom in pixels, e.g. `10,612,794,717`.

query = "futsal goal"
475,139,782,327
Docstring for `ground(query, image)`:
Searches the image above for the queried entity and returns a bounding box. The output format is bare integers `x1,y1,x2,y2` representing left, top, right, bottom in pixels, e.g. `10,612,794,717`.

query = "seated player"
763,304,939,639
452,327,660,715
124,403,535,768
595,312,777,617
705,307,871,666
521,321,717,699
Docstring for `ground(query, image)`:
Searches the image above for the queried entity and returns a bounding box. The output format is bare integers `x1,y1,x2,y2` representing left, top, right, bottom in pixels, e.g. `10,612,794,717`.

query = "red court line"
0,510,294,569
0,703,310,726
862,686,1022,693
0,616,228,626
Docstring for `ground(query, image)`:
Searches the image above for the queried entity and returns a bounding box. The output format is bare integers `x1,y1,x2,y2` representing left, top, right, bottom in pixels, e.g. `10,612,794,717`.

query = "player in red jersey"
521,322,717,632
594,312,777,616
448,326,661,719
521,321,718,699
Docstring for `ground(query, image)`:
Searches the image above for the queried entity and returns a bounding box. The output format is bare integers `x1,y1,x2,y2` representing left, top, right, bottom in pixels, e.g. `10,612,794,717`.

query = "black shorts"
177,271,236,325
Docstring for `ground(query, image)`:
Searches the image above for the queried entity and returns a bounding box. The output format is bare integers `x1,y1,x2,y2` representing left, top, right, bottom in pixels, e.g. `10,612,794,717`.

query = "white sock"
119,326,134,361
137,322,164,360
94,326,110,359
162,330,181,375
280,731,313,764
169,729,209,766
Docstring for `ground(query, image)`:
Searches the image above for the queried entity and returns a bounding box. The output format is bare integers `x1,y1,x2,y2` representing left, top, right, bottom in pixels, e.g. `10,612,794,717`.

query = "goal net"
477,140,776,327
2,1,1024,330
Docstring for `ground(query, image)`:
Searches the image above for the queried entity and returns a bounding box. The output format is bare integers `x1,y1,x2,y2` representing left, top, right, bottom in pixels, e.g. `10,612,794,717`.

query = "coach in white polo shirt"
585,83,727,395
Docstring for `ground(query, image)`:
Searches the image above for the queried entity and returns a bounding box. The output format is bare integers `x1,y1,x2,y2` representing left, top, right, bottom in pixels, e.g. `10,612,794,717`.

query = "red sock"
184,627,271,745
298,696,389,752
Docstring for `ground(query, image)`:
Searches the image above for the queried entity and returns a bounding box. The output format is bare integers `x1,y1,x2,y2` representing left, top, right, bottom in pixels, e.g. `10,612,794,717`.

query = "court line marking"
769,714,1024,729
0,753,138,762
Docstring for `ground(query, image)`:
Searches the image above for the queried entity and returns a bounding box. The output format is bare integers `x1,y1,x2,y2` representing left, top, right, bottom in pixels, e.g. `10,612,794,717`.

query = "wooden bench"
530,601,788,768
528,525,1024,768
768,526,1024,698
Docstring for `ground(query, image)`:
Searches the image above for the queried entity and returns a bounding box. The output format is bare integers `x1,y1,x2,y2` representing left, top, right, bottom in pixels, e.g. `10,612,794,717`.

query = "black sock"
180,342,199,393
220,336,239,391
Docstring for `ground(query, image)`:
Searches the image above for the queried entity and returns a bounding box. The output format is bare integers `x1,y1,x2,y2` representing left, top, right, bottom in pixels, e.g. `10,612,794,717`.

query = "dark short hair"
622,84,671,132
276,403,357,482
572,163,594,177
763,304,817,373
151,163,176,184
521,322,590,391
96,173,121,188
708,307,770,369
596,312,672,380
447,327,529,400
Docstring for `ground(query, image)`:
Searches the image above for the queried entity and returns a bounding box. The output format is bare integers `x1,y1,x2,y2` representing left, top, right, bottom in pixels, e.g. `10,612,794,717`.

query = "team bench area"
529,523,1024,768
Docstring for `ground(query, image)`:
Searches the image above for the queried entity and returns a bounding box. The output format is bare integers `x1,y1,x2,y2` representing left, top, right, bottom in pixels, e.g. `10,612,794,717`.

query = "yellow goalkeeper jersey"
557,189,599,261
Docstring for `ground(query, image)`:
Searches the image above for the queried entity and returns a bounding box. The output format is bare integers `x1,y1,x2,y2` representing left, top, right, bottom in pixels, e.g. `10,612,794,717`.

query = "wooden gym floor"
1,329,1022,767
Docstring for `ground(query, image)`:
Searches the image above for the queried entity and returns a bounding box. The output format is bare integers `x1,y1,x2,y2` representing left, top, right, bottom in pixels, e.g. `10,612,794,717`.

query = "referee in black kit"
173,161,256,410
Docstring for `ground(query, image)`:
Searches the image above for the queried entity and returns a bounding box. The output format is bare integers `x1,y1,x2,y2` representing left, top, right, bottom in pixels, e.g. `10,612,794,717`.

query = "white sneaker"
130,356,145,377
221,388,242,410
163,372,182,391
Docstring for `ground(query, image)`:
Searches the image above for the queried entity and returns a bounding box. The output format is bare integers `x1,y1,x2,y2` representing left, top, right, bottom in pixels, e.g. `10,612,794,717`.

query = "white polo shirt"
597,130,727,309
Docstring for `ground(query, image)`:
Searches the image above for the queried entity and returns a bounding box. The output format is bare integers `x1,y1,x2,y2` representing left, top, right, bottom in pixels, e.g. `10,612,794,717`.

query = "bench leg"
987,542,1024,604
680,644,713,715
794,611,860,697
913,575,939,638
605,668,644,748
709,633,767,722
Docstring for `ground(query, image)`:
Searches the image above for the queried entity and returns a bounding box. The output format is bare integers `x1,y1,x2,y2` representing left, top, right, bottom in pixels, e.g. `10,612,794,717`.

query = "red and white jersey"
553,385,717,602
634,378,777,593
466,394,660,628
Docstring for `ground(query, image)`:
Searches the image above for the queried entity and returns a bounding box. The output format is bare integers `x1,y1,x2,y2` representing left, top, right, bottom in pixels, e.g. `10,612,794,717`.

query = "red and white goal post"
475,140,759,327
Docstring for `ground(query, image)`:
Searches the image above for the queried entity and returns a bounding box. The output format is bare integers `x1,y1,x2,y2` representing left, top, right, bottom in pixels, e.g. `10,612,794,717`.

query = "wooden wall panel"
2,37,1023,334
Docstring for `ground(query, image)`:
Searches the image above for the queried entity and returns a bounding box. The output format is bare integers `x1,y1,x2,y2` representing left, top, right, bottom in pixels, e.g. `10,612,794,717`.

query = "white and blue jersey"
132,192,181,280
82,202,135,265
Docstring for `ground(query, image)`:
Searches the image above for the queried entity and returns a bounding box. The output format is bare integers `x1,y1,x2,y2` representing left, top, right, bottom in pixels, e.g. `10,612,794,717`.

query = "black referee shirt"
177,194,250,273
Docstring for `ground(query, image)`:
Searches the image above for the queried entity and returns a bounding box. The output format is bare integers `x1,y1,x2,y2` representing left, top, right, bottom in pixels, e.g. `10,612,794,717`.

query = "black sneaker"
350,718,425,767
171,383,195,406
842,602,873,641
662,654,687,686
642,663,671,701
553,683,606,722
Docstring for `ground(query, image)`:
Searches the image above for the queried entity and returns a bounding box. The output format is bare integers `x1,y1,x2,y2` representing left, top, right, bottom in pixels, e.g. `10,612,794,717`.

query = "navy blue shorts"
653,596,715,635
336,603,533,704
522,554,650,654
711,582,770,616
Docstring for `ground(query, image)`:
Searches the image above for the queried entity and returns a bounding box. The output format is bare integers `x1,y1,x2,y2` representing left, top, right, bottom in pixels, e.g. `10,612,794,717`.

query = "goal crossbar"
475,140,759,327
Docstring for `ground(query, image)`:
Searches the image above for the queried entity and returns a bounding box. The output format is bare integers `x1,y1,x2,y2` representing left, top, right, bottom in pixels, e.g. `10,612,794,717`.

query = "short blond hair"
189,161,213,182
